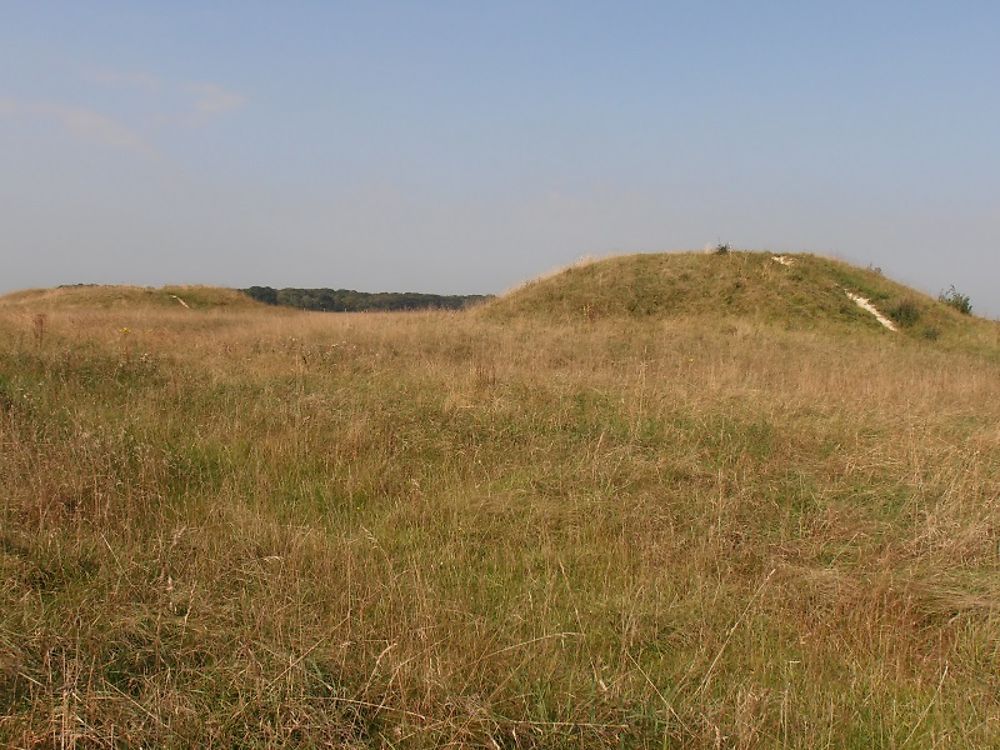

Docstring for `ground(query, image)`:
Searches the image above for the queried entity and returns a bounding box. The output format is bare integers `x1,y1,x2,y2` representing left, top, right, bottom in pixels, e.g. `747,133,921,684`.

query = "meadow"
1,269,998,747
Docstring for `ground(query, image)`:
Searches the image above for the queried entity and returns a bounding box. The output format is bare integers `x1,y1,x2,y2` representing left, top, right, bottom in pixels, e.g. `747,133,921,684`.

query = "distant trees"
245,286,278,305
243,286,492,312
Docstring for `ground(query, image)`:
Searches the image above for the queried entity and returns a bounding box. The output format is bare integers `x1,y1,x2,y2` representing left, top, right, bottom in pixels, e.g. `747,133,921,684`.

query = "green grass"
485,251,996,350
1,257,999,747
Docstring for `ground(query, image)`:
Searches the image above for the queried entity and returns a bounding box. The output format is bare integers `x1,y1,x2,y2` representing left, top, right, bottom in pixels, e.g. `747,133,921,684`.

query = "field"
1,259,999,747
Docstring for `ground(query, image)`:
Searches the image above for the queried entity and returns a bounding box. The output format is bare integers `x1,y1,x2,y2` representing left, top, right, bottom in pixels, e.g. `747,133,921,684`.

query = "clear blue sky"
2,2,998,315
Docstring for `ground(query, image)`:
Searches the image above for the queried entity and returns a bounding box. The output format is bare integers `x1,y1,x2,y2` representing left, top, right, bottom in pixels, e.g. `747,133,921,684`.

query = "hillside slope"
0,284,261,311
486,251,991,344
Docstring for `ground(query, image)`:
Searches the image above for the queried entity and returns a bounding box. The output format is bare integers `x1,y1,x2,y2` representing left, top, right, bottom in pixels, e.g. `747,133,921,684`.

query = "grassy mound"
0,284,261,311
487,251,987,342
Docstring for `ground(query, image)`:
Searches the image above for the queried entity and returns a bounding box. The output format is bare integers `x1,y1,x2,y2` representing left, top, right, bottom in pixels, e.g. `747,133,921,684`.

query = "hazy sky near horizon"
2,2,998,315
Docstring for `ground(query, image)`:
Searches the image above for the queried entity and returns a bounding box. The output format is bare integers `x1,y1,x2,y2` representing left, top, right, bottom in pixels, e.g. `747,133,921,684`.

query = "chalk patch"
845,291,897,331
170,294,191,309
771,256,794,267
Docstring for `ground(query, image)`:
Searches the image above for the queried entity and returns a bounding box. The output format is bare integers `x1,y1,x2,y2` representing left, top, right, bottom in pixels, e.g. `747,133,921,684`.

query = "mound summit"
487,251,983,341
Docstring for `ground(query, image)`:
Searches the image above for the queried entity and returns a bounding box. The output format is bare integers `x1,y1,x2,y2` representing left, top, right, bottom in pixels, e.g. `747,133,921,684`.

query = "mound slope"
487,251,986,341
0,284,262,311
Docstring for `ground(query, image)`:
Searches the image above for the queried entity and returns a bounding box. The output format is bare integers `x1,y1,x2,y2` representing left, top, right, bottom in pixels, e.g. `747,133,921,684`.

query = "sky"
2,1,998,315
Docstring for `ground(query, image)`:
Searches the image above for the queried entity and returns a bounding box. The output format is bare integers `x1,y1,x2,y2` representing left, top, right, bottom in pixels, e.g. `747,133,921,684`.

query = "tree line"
243,286,493,312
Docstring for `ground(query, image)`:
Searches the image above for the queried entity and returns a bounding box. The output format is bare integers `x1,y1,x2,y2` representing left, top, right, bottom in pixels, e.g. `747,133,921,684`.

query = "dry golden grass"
1,294,998,747
0,284,262,311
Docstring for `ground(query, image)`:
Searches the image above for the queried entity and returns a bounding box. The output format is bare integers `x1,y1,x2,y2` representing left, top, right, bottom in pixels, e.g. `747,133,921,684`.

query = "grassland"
0,285,262,311
489,252,990,348
1,257,999,747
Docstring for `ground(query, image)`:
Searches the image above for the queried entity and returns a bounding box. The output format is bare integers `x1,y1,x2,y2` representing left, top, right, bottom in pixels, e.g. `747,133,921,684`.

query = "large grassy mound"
0,284,262,311
487,251,988,343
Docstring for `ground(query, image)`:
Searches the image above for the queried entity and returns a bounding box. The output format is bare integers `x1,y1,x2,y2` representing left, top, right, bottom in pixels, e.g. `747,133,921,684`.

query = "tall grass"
1,303,998,747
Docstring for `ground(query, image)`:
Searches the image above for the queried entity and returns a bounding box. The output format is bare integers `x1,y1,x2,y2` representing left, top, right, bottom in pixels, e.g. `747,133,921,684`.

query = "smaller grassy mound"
486,251,991,344
0,285,262,311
